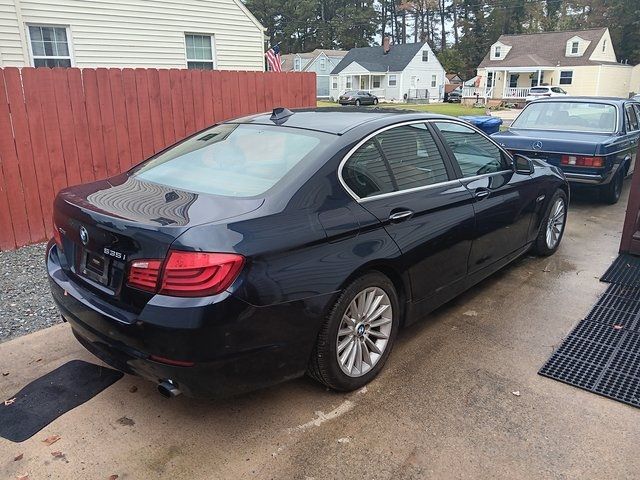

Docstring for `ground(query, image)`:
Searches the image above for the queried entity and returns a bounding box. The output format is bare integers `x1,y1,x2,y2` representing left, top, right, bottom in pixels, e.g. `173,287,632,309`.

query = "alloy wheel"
545,197,566,249
336,287,393,377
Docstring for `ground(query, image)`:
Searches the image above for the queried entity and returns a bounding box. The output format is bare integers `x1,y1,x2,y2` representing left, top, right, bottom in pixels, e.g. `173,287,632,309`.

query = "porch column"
537,69,541,86
502,71,508,99
369,74,372,91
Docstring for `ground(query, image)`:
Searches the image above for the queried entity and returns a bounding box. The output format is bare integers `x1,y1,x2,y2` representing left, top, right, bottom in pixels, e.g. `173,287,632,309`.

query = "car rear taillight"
127,259,163,292
560,155,604,168
126,251,244,297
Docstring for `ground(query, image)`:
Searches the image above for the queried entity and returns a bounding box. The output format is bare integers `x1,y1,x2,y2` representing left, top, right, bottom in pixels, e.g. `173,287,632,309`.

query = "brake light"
560,155,604,167
127,259,162,292
160,251,244,297
126,251,244,297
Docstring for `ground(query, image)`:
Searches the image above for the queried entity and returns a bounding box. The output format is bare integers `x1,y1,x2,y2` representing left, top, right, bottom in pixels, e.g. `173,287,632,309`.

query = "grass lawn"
316,100,483,117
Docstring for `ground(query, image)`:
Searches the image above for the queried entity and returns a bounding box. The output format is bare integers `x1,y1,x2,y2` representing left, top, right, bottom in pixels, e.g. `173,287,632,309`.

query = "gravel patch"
0,243,61,343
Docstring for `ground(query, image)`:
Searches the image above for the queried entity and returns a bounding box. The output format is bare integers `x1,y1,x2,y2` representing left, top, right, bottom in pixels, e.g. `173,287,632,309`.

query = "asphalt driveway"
1,182,638,480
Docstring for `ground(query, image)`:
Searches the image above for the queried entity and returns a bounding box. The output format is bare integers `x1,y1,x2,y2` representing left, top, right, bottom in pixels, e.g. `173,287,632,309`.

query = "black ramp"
0,360,123,442
540,280,640,408
601,253,640,286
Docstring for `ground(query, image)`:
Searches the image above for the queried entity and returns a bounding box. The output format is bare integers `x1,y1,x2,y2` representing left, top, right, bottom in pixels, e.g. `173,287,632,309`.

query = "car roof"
226,108,452,135
532,96,633,105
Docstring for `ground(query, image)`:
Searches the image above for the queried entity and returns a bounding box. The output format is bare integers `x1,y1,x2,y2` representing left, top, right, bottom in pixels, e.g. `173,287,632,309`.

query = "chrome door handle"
389,210,414,223
475,189,490,199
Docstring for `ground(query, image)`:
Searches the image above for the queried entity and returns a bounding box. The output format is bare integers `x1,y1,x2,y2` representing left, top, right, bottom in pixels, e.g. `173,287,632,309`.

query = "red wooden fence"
0,67,316,250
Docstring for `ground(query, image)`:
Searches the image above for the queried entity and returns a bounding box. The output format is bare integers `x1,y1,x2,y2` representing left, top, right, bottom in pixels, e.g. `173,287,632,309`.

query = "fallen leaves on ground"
2,371,9,376
14,453,23,461
512,391,521,397
42,435,61,446
4,398,16,406
108,475,119,480
129,385,138,393
51,451,64,459
463,310,477,317
17,475,29,480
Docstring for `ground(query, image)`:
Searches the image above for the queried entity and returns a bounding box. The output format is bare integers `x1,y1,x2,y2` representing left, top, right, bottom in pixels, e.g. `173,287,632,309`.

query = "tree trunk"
439,0,446,51
452,0,459,45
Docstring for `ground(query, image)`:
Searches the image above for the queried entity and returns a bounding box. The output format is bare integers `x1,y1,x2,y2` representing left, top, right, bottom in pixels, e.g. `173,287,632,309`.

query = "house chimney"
383,37,391,55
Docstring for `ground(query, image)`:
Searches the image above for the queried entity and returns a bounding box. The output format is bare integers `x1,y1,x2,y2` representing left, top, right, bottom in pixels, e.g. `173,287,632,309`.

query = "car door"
432,120,540,276
624,102,640,174
340,122,476,305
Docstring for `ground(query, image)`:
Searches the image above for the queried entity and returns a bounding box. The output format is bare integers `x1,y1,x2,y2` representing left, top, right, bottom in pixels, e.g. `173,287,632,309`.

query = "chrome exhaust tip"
157,380,181,398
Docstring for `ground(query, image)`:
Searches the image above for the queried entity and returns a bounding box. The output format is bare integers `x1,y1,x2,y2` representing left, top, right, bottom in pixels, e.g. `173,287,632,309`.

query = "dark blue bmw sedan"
492,97,640,204
47,108,568,398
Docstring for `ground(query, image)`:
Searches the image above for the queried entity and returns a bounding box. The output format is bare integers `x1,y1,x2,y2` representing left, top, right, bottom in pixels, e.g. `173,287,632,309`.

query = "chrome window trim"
337,118,514,203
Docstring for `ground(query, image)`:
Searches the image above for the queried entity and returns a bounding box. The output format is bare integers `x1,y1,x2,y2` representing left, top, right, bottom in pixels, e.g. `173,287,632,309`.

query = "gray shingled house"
329,41,445,103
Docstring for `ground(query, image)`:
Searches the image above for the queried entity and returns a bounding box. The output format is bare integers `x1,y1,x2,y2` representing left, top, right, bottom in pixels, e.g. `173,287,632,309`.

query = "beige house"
0,0,265,70
467,28,636,104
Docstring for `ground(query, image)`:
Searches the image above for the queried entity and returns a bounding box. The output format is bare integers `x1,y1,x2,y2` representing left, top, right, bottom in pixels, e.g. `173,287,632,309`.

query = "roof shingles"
478,28,620,69
330,43,425,74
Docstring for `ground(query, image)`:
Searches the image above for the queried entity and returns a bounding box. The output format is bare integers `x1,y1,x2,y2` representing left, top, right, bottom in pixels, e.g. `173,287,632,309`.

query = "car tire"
601,170,623,205
355,99,361,107
307,272,399,391
533,189,568,256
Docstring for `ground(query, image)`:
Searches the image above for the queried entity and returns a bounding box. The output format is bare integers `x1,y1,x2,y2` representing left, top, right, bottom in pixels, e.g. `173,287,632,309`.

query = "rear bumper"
563,164,620,186
46,243,331,398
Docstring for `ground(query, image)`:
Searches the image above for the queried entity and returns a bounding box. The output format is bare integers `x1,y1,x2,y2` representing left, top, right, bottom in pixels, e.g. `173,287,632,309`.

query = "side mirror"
513,154,534,175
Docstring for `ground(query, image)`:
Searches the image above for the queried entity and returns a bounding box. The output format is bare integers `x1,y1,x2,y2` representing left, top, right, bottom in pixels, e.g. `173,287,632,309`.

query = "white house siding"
0,0,25,65
0,0,264,70
401,43,445,101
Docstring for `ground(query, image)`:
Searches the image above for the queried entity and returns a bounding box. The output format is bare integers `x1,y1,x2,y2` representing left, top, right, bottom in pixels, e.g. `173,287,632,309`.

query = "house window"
388,74,397,87
571,41,579,55
602,39,607,52
431,75,437,88
346,76,352,89
28,25,72,67
559,70,573,85
422,50,429,62
509,74,518,88
487,71,494,87
332,76,338,89
372,76,381,88
494,46,501,58
319,58,326,71
294,58,301,71
185,34,214,70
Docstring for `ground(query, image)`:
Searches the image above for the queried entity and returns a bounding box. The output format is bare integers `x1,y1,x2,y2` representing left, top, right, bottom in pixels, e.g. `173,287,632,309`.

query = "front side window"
551,87,566,94
435,122,509,178
134,124,326,197
431,75,437,88
28,25,72,67
625,104,639,131
185,34,214,70
388,74,397,87
512,101,618,133
560,71,573,85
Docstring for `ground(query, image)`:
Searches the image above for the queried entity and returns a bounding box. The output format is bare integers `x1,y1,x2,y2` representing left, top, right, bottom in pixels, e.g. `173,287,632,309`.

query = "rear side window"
434,122,509,177
376,124,449,190
625,104,639,131
342,123,450,199
342,140,395,199
133,124,324,197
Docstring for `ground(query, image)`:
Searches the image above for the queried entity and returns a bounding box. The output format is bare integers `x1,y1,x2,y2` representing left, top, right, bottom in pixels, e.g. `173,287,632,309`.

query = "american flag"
265,45,282,72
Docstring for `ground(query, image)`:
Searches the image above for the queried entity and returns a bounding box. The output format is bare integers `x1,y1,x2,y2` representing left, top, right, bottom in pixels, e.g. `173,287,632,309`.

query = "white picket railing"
504,87,530,98
462,86,493,98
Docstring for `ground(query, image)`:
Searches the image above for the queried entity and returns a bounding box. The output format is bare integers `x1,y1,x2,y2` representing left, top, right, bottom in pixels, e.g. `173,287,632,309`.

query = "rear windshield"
133,124,325,197
530,87,550,93
511,101,618,133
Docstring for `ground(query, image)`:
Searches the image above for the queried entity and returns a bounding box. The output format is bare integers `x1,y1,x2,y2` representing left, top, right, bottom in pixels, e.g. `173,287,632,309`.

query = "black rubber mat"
601,253,640,286
539,281,640,408
0,360,123,442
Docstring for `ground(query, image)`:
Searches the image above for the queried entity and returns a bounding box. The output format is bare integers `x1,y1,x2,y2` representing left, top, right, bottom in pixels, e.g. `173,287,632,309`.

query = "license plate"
80,249,110,285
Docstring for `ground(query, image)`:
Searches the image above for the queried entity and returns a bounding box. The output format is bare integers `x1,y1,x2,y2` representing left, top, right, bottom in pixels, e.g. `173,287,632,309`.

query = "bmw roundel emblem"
533,140,543,150
79,226,89,246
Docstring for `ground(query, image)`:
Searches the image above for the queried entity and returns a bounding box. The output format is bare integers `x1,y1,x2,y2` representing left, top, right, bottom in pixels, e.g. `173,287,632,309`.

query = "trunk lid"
54,173,263,305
